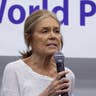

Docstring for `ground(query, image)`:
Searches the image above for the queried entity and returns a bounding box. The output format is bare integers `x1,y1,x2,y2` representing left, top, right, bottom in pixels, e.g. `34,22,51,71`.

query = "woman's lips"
46,43,57,47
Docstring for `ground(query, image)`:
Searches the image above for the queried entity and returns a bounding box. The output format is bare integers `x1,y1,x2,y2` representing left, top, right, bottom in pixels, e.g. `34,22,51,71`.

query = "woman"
1,10,75,96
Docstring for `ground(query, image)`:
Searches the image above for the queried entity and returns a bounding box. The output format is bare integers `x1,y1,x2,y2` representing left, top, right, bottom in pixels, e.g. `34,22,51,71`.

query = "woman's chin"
46,50,59,56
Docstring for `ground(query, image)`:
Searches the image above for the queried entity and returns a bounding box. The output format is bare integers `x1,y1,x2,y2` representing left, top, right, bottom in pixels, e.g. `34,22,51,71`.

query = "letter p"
80,0,96,26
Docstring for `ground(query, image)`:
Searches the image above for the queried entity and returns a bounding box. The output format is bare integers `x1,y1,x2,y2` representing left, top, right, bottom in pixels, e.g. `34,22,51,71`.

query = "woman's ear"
61,36,63,49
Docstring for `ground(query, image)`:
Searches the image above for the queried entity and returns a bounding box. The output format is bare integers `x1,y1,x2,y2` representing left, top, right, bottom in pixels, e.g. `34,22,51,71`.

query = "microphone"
54,51,69,96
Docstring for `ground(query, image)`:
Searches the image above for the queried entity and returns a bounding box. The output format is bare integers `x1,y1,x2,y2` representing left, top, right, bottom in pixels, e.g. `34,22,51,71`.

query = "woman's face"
31,16,62,56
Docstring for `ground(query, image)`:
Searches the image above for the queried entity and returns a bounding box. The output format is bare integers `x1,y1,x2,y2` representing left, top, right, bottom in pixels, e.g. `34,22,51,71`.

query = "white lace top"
1,59,75,96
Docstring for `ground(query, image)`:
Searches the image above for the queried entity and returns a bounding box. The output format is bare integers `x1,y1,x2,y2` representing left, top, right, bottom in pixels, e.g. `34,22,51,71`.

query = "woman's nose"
49,31,56,40
50,30,56,37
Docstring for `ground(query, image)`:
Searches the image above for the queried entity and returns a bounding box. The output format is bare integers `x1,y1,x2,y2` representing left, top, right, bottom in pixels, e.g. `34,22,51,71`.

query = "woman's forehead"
34,17,60,28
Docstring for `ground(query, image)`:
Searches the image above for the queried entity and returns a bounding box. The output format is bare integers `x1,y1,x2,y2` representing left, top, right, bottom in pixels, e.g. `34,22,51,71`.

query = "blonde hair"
21,10,63,58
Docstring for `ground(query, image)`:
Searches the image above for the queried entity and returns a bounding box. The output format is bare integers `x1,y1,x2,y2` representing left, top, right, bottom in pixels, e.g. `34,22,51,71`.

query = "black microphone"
54,52,69,96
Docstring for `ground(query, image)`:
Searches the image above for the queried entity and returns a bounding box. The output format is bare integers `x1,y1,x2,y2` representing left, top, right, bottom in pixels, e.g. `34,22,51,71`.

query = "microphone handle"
61,93,69,96
57,63,69,96
61,75,69,96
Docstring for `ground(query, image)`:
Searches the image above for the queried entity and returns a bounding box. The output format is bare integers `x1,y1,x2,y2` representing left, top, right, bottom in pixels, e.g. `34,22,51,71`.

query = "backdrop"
0,0,96,58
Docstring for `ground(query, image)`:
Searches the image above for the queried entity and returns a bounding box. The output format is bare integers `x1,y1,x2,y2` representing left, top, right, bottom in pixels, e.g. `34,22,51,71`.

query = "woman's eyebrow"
40,26,60,29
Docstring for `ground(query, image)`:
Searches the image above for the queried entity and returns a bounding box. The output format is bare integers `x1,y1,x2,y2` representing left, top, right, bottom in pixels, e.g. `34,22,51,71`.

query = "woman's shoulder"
3,59,22,73
65,67,75,80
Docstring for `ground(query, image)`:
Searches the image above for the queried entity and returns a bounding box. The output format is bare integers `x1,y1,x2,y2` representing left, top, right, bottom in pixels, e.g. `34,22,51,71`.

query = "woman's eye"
55,30,60,33
42,30,48,33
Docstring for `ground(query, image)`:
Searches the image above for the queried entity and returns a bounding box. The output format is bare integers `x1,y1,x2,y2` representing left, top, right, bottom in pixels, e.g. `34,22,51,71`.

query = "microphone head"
54,52,65,72
54,51,64,63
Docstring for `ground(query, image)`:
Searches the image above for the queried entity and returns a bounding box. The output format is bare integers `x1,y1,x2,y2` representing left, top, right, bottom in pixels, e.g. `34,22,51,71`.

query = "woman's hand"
39,71,71,96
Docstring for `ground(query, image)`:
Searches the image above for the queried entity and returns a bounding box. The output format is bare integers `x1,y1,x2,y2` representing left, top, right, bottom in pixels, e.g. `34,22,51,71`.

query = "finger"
55,82,70,91
56,71,69,80
56,87,70,94
58,78,70,84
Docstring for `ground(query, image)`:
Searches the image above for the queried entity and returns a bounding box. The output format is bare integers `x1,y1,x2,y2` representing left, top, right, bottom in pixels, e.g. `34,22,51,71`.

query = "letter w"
0,0,7,23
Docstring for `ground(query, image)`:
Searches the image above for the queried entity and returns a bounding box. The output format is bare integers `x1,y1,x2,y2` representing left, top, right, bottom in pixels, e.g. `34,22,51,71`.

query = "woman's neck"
23,53,57,78
24,53,55,70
